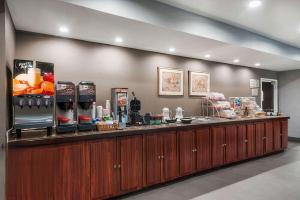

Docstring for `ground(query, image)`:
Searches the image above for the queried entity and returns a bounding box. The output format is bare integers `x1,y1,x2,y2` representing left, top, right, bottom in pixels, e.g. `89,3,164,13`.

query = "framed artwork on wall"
158,67,184,96
188,71,210,96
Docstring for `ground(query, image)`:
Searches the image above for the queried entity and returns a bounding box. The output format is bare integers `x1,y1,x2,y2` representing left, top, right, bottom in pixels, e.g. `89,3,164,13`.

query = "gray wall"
279,70,300,139
15,31,277,116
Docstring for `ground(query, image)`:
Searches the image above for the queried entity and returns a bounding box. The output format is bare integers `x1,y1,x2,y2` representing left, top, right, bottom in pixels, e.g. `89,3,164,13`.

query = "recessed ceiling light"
115,37,123,43
255,63,261,67
59,26,69,33
204,54,211,58
248,0,262,8
233,59,240,63
169,47,175,52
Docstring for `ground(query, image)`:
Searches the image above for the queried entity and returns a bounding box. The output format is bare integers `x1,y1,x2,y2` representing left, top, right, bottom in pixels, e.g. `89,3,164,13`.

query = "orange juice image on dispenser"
27,62,42,88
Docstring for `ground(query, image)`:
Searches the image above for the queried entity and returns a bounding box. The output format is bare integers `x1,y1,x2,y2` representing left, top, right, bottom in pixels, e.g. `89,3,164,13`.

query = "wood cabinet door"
212,127,225,167
195,127,211,171
255,122,265,156
7,146,59,200
265,121,274,154
237,124,247,160
144,133,162,186
90,138,117,200
225,125,238,164
162,131,179,181
247,124,256,158
281,119,288,149
57,143,90,200
179,130,196,176
119,135,143,194
273,120,282,151
7,143,90,200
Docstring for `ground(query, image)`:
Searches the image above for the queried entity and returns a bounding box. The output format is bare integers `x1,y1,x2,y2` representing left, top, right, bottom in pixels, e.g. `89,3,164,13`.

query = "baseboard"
288,137,300,142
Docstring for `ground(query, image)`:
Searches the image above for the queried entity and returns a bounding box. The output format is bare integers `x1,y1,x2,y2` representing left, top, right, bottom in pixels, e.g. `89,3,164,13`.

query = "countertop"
7,116,289,147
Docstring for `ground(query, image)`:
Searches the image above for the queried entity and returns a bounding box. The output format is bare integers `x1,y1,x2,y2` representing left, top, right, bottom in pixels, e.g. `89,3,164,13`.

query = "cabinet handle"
222,144,227,147
118,164,121,169
244,139,248,143
113,164,117,169
161,155,164,159
158,156,161,160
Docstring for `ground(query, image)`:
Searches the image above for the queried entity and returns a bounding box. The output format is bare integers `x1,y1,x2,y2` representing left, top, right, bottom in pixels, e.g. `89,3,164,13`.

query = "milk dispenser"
13,59,55,136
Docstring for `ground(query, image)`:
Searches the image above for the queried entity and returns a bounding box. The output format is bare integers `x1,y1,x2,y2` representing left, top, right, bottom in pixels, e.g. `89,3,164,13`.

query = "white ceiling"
157,0,300,49
7,0,300,71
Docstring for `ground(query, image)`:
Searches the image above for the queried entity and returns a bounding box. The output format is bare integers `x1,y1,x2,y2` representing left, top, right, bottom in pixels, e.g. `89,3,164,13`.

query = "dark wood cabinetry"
90,138,116,200
179,130,196,175
195,127,211,171
90,135,143,199
6,118,289,200
265,121,274,153
7,143,90,200
237,124,257,160
144,131,178,186
212,125,237,167
255,122,265,156
179,128,211,175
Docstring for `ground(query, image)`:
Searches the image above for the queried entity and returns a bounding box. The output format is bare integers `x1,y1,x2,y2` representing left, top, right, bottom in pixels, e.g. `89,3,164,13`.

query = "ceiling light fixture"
233,59,240,63
248,0,262,8
204,54,211,58
169,47,175,52
255,63,261,67
115,37,123,43
59,26,69,33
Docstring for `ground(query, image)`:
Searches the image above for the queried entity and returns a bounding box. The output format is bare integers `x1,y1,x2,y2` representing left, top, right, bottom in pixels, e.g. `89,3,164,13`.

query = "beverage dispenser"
56,81,76,133
111,88,128,127
13,59,55,136
77,81,96,131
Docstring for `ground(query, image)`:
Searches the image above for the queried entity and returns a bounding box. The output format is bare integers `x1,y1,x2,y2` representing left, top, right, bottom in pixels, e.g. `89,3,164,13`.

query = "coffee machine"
13,59,55,137
129,92,143,125
55,81,76,133
77,81,96,131
111,88,128,127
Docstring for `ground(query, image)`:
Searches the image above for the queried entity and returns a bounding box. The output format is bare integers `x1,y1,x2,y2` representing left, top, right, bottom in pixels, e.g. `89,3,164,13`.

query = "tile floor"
120,142,300,200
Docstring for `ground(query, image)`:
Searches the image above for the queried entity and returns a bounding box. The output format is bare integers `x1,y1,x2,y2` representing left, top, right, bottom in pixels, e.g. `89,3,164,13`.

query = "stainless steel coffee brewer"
13,59,55,137
77,81,96,131
56,81,76,133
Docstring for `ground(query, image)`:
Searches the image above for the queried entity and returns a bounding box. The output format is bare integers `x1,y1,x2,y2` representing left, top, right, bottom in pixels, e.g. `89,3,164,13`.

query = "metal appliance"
162,107,171,122
111,88,128,127
13,59,55,137
77,81,96,131
55,81,76,133
129,92,143,125
175,107,184,121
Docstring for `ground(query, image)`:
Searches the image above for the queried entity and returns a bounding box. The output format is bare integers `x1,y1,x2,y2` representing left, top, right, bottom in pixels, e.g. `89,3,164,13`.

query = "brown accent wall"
15,31,277,116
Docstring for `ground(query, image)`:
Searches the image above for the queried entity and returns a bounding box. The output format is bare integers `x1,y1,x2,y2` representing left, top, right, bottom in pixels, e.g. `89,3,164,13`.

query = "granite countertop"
7,116,289,147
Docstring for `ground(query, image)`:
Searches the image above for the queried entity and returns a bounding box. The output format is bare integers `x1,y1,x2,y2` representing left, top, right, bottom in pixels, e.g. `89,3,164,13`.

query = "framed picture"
158,67,184,96
188,71,210,96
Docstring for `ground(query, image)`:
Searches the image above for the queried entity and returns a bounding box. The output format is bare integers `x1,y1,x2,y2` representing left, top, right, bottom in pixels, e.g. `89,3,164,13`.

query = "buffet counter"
8,116,288,147
6,116,289,200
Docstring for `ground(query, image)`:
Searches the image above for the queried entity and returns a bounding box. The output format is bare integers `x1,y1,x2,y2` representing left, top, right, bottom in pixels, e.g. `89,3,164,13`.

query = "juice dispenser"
13,59,55,137
77,81,96,131
111,88,128,127
56,81,76,133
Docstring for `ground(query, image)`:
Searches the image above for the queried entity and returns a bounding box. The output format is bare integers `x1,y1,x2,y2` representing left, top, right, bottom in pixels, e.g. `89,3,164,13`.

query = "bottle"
97,106,103,118
92,102,96,120
105,100,111,117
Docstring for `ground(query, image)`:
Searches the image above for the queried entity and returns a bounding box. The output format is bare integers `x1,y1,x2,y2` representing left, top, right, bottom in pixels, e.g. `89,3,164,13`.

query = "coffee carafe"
162,107,170,122
175,107,184,121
